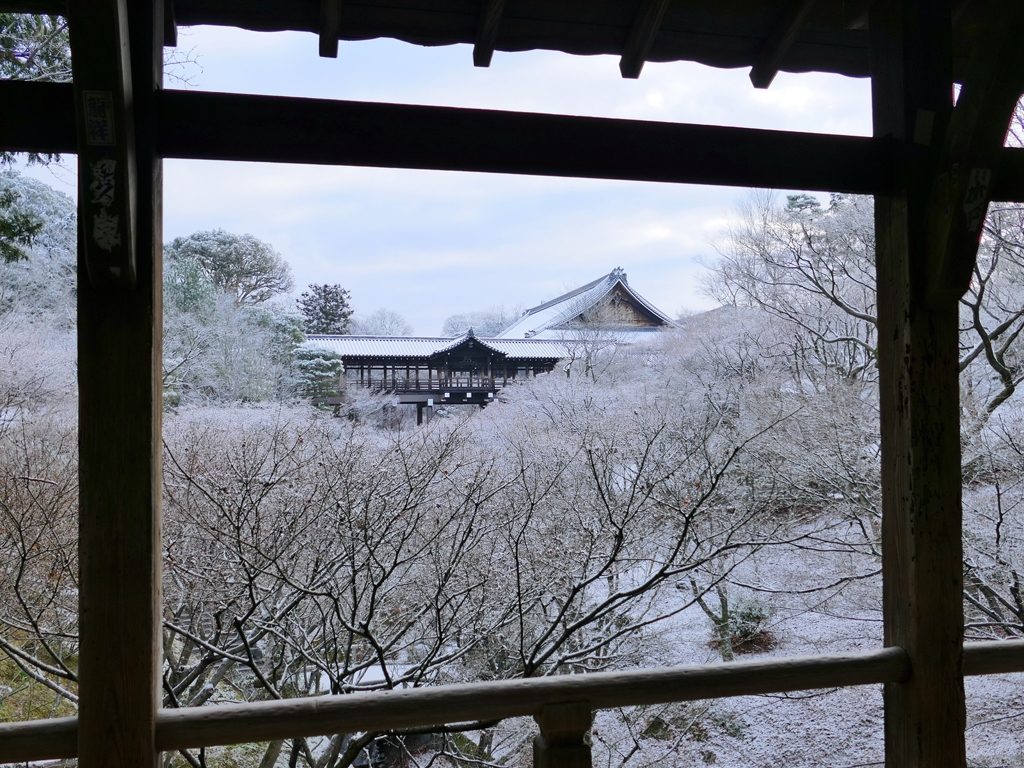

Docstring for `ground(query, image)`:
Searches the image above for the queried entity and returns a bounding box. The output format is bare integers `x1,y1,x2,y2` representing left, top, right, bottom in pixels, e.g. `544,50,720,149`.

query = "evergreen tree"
0,188,42,263
297,283,353,334
165,229,294,306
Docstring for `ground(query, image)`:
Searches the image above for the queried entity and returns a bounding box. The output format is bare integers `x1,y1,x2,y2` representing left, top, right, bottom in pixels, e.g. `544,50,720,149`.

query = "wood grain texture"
0,717,77,763
923,0,1024,305
962,639,1024,676
67,0,138,288
749,0,819,88
473,0,505,67
155,649,909,751
619,0,672,79
74,2,164,768
871,3,967,767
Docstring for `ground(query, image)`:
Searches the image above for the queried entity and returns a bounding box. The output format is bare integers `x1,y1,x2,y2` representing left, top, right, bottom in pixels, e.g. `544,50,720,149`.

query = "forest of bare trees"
2,151,1024,766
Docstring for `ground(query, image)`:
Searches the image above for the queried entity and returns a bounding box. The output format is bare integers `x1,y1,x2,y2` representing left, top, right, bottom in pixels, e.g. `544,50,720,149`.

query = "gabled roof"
495,268,677,340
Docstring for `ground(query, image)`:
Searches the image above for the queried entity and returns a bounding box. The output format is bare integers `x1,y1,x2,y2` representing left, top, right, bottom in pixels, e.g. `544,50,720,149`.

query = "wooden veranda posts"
69,1,164,768
2,2,1024,768
871,1,1024,765
870,2,967,765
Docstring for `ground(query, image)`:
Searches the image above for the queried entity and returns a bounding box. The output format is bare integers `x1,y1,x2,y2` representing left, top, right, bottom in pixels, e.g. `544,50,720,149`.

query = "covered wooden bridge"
308,331,566,419
2,1,1024,767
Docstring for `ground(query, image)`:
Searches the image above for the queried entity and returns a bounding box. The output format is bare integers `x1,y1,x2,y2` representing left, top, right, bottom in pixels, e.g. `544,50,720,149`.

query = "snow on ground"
605,517,1023,768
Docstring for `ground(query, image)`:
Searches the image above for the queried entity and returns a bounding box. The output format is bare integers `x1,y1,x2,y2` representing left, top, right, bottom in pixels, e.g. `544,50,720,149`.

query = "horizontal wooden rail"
0,648,904,762
3,81,1024,200
156,648,911,751
962,638,1024,676
2,642,1022,763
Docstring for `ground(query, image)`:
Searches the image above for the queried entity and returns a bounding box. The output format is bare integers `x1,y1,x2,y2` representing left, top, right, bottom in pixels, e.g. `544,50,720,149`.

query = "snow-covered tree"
441,305,522,337
706,189,1024,415
297,283,353,334
0,171,76,320
165,229,294,307
350,307,414,336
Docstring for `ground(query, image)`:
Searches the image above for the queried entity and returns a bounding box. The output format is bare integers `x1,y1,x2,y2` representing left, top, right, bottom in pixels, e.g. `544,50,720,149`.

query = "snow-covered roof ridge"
304,333,569,361
495,267,676,340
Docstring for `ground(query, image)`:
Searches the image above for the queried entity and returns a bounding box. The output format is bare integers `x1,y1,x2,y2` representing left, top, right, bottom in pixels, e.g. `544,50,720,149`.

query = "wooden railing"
3,640,1022,765
362,378,499,392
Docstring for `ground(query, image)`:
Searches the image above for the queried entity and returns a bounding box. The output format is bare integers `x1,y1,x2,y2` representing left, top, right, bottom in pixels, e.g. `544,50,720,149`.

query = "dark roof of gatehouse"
305,333,569,362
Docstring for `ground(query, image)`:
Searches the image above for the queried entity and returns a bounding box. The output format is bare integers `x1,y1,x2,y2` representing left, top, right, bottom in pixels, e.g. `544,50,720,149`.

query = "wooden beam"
158,648,908,750
154,89,889,193
0,0,64,11
473,0,505,68
869,2,967,767
6,641,1024,765
962,638,1024,676
995,145,1024,201
5,80,1024,201
0,81,77,154
924,0,1024,305
750,0,819,89
67,0,137,288
165,0,177,47
71,5,164,768
318,0,342,58
619,0,671,79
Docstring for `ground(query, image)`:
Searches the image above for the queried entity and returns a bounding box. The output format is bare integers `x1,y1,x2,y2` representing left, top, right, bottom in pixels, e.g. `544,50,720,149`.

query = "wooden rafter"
925,0,1024,305
318,0,342,57
619,0,672,79
164,0,177,47
749,0,819,88
473,0,505,68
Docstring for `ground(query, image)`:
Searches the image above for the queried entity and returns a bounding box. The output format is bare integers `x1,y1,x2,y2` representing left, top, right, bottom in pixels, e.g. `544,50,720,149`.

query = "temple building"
8,3,1019,766
496,267,677,341
304,268,677,420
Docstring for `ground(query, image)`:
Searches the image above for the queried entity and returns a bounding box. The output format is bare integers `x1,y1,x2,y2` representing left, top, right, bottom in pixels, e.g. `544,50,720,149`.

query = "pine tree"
297,283,353,335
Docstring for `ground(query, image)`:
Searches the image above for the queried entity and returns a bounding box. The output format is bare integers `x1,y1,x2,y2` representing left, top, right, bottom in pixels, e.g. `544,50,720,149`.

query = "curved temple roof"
496,267,677,341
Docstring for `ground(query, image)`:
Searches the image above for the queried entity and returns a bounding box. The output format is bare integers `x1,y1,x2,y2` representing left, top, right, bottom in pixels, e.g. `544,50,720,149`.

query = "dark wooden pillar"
70,1,164,768
533,702,592,768
870,2,966,767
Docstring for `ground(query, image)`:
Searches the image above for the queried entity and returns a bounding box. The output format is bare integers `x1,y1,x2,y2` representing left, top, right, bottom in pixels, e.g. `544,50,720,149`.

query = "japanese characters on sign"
80,91,126,262
82,91,116,146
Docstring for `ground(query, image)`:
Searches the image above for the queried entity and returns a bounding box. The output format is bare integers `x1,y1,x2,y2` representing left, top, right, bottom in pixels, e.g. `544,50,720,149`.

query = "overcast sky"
28,26,873,335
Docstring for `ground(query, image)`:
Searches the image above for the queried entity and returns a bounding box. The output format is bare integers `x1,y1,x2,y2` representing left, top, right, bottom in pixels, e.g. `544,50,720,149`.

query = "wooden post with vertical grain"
70,0,164,767
869,2,966,766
